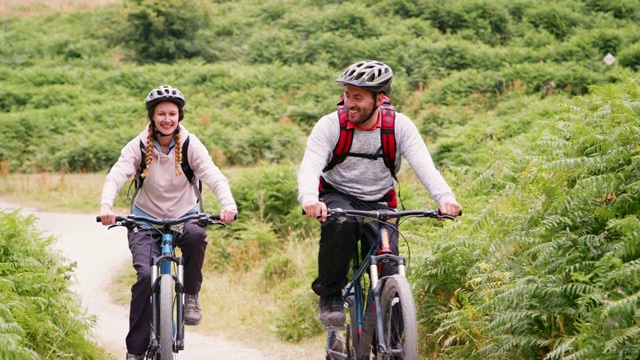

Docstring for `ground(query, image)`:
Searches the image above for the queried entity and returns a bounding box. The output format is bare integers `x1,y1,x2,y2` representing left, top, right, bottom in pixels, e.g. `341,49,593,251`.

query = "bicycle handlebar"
326,208,461,221
96,212,232,228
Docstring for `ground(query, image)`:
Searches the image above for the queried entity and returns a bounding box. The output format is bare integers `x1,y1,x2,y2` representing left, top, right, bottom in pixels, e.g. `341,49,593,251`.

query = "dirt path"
0,201,279,359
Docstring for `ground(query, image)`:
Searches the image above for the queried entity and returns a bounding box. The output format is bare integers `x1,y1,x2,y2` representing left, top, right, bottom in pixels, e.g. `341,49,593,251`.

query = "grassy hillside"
1,0,639,359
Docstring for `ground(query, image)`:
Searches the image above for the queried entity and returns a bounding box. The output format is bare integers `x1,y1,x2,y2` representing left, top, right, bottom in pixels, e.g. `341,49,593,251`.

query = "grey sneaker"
125,353,144,360
318,295,345,328
185,294,203,326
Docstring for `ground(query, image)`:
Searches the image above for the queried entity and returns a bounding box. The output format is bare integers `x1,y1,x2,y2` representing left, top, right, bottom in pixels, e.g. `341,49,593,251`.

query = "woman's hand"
220,208,238,223
99,204,116,225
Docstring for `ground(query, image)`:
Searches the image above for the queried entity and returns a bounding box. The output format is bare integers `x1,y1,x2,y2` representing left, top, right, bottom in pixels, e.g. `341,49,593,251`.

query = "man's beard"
348,104,376,124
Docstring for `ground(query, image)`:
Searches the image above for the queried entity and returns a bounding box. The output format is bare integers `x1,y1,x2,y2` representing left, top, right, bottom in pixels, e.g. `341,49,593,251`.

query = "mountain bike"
323,208,457,360
97,212,226,360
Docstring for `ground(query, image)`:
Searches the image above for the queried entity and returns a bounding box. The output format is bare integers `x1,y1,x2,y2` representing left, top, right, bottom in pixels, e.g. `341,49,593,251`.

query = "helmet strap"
150,121,177,138
155,130,173,138
364,92,381,122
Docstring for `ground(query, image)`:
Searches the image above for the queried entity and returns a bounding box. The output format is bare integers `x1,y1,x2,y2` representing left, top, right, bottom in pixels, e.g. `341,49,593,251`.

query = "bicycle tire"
380,275,418,360
159,274,175,360
346,294,360,356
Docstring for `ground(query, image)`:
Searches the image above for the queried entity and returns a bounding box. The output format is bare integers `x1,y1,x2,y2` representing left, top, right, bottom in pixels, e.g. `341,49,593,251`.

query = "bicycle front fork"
368,253,406,357
150,257,186,352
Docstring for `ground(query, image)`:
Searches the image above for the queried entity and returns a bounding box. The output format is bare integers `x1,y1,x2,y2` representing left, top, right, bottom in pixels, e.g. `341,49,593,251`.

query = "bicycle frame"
339,224,405,358
324,208,457,360
98,213,225,360
149,224,185,354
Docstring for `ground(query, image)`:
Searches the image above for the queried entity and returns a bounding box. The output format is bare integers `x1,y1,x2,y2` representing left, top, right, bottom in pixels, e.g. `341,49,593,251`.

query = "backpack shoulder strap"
379,99,397,180
125,139,147,213
181,135,195,183
323,98,354,172
181,135,204,212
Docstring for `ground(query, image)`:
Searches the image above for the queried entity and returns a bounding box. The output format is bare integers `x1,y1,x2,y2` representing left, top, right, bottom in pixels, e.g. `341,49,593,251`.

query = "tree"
123,0,211,63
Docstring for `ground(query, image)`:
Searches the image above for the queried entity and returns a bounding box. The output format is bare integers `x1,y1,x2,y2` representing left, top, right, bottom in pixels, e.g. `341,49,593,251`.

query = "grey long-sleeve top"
297,110,456,206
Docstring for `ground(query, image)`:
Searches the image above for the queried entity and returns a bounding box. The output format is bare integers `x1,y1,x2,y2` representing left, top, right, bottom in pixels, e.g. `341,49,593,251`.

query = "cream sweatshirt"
101,124,236,218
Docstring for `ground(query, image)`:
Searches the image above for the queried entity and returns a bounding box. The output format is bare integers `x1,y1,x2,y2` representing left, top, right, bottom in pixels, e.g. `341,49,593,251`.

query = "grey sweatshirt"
297,109,456,206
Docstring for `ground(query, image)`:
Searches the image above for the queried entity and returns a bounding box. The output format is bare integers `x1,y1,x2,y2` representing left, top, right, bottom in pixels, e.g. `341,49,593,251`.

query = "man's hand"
438,200,462,219
302,201,328,222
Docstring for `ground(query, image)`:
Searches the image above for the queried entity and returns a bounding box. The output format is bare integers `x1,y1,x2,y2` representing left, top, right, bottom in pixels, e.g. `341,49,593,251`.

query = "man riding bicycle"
298,60,461,328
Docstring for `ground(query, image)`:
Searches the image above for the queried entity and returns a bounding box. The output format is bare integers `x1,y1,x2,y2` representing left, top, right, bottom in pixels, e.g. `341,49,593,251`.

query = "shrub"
273,289,323,342
261,254,297,287
224,121,304,166
0,211,108,358
583,0,639,20
230,164,300,232
618,42,640,71
120,0,212,63
206,218,278,271
525,4,586,40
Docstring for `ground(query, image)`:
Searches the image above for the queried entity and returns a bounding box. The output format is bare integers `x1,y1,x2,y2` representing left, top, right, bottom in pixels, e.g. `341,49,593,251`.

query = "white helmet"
145,85,186,110
336,60,393,94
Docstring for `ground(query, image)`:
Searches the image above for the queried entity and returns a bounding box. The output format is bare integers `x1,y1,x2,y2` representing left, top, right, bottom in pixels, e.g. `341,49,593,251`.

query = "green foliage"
1,0,638,172
261,254,297,287
272,289,324,342
618,42,640,71
417,77,640,359
525,3,586,40
583,0,639,20
119,0,212,63
230,164,300,233
0,211,108,359
1,0,640,354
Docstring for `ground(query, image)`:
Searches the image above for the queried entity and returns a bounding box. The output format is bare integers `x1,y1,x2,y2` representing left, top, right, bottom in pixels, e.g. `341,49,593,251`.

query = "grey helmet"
336,60,393,95
145,85,186,110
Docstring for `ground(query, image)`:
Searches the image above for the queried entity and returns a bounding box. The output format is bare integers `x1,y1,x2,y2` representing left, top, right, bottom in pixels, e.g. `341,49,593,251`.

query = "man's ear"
375,92,385,107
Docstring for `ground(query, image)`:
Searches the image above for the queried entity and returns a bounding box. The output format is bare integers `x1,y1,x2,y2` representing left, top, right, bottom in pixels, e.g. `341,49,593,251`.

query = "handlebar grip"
96,215,126,222
208,213,238,221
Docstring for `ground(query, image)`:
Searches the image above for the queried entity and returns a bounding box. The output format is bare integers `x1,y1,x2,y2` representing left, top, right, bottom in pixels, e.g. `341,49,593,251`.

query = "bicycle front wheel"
380,275,418,360
159,274,175,360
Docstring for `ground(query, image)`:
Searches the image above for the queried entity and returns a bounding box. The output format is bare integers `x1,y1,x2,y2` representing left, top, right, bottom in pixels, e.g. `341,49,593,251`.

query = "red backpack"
323,95,397,180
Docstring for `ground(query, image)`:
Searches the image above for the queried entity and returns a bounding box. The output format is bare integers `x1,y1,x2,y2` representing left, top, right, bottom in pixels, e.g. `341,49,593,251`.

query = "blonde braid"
174,131,183,176
142,125,154,178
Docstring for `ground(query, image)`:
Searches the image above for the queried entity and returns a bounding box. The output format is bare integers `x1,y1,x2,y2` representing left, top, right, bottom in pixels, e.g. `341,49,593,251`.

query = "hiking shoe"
318,295,345,328
331,332,346,354
125,353,144,360
185,294,203,326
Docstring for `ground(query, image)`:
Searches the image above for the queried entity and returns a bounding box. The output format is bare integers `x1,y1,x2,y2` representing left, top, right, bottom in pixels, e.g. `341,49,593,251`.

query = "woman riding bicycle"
298,60,461,328
98,85,238,360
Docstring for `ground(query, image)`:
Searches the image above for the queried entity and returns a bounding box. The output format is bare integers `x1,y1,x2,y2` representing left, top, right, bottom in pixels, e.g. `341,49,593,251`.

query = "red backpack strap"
379,96,397,179
323,97,354,172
